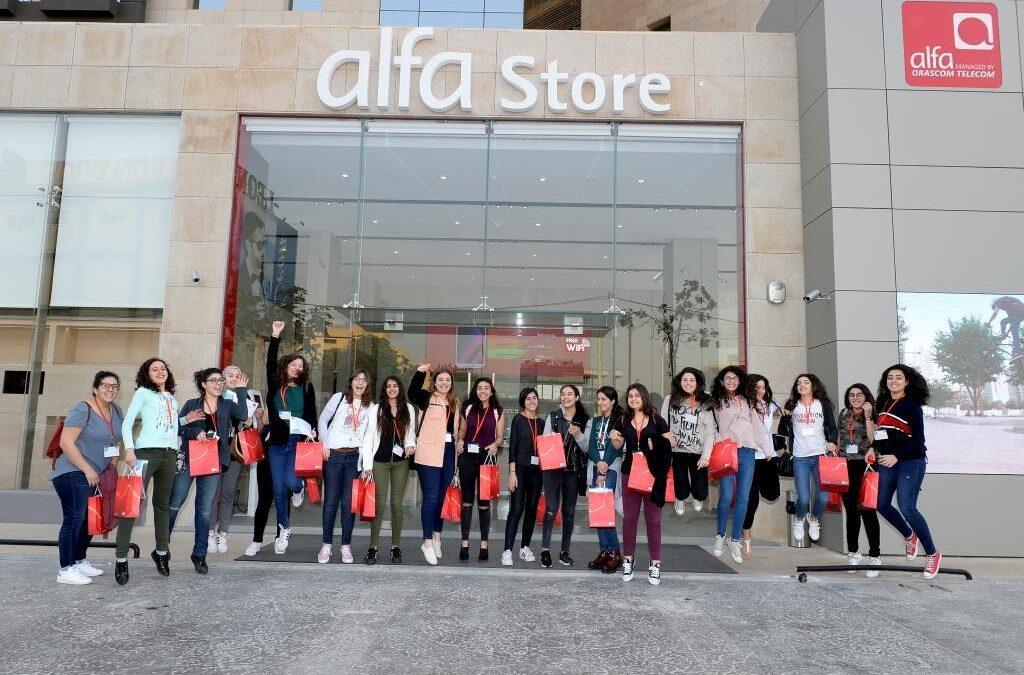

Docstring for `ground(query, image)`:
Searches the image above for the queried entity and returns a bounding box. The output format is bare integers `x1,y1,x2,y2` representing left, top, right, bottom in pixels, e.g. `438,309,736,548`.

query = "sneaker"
208,532,219,553
114,560,129,586
674,500,686,516
692,499,703,512
807,516,821,542
519,546,536,562
459,546,470,562
291,486,304,509
57,567,92,585
588,550,610,570
317,544,332,564
558,551,575,566
421,542,438,566
74,560,103,577
905,533,920,560
390,547,402,564
217,532,229,554
364,547,377,565
244,541,262,557
648,562,661,586
602,551,623,574
540,550,553,568
274,528,291,554
923,552,942,580
431,535,442,560
340,545,353,564
848,552,863,572
866,557,881,578
729,539,743,564
622,557,634,582
792,517,805,543
500,549,514,567
713,534,725,557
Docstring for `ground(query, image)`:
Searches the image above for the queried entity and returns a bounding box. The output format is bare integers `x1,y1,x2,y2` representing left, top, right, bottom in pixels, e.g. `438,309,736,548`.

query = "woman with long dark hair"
455,377,506,562
501,387,543,567
359,376,417,565
740,373,782,559
539,384,589,568
780,373,838,545
573,385,624,573
839,383,881,577
661,368,713,516
114,358,180,585
703,365,772,565
873,364,942,579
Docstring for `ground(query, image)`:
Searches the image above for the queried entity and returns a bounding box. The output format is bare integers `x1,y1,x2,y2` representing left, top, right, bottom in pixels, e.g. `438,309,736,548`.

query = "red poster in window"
902,2,1001,88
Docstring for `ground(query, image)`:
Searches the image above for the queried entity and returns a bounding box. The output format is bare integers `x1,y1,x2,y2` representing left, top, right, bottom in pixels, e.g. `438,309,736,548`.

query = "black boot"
478,547,489,562
364,547,377,565
390,547,402,564
190,555,208,574
115,560,129,586
151,550,170,577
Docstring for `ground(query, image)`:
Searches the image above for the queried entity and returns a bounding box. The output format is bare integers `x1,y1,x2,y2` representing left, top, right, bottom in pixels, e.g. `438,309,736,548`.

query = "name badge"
279,411,292,420
845,444,859,455
874,429,888,440
393,445,404,457
223,390,238,403
800,427,815,436
445,433,453,443
683,414,698,425
468,443,480,454
104,445,120,458
530,456,539,465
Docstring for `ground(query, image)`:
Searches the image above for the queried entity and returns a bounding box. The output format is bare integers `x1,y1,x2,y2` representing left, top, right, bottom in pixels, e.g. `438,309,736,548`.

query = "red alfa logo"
902,1,1001,88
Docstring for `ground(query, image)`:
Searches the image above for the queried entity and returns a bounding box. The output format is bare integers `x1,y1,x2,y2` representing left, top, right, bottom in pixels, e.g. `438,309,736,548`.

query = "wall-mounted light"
767,281,786,304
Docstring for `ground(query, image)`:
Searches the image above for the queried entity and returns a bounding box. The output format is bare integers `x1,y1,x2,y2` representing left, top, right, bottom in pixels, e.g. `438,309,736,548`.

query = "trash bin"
787,489,810,548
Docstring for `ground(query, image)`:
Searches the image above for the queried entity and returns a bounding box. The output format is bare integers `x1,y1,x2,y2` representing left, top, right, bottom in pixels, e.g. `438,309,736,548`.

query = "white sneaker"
807,516,821,542
274,528,291,554
317,544,332,564
692,499,703,512
217,532,229,554
713,534,725,557
431,535,442,559
74,560,103,577
792,517,805,543
244,541,262,557
866,557,882,578
848,552,862,572
622,557,634,581
501,550,513,566
674,500,686,516
421,542,438,566
208,532,219,553
729,539,743,564
341,545,354,564
648,562,661,586
291,486,304,509
57,567,92,585
519,546,536,562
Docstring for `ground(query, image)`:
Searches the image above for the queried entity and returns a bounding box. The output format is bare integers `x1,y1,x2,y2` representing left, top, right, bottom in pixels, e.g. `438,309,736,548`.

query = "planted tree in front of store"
933,316,1005,416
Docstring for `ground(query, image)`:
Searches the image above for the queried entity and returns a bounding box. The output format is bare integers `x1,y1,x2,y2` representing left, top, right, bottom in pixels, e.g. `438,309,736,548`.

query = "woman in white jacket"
358,376,418,565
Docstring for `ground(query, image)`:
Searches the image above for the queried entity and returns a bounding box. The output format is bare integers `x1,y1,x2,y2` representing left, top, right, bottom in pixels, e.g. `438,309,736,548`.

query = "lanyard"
799,402,814,425
350,400,362,431
162,393,174,429
393,419,402,447
470,405,489,443
596,416,610,449
278,385,292,409
881,398,900,417
92,397,116,442
203,398,218,431
527,415,538,455
631,415,648,451
847,410,858,442
756,401,768,425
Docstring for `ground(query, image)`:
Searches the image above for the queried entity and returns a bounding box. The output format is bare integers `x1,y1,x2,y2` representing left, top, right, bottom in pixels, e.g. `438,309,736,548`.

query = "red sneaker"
923,552,942,580
905,533,920,560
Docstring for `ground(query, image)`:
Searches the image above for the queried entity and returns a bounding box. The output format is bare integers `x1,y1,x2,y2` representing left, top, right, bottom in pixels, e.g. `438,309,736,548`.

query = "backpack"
45,402,122,469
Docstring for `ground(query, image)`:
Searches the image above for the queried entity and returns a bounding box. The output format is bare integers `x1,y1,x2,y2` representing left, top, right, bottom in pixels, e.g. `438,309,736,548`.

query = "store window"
380,0,523,28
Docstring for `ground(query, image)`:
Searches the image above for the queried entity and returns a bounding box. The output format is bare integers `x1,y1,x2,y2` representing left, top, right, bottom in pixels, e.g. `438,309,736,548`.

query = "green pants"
369,459,410,549
115,448,178,559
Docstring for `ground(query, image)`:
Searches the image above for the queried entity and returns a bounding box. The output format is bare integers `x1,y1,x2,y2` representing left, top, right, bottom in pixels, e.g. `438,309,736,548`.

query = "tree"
897,305,910,362
927,378,955,409
932,316,1005,415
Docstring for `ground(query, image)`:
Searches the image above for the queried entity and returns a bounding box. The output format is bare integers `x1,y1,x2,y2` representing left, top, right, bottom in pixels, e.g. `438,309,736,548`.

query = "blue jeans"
168,467,222,557
417,442,456,540
268,434,305,530
590,465,620,551
322,451,360,546
52,471,92,569
792,454,828,520
877,458,936,555
716,447,756,540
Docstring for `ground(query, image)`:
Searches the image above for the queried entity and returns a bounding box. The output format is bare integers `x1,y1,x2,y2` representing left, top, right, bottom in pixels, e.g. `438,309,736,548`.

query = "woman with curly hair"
660,368,714,516
838,383,881,577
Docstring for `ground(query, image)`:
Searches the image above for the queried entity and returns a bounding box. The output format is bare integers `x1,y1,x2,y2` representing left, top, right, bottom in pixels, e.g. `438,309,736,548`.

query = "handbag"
627,452,655,494
478,454,500,501
587,488,615,528
818,453,850,493
87,488,105,536
235,427,265,465
859,465,879,510
188,438,221,477
294,441,324,478
360,477,376,521
664,470,676,503
441,474,462,523
826,491,842,513
708,438,738,480
536,493,562,526
536,433,566,470
777,451,794,477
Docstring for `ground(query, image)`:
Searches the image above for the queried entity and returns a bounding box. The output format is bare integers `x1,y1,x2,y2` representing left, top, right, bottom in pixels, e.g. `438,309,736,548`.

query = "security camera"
191,269,201,285
803,289,831,303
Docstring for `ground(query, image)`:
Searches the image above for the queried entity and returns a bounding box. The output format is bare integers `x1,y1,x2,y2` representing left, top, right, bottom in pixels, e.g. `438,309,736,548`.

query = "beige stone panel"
131,24,188,67
744,207,802,254
224,10,246,24
166,240,230,288
650,75,695,120
744,162,800,209
183,68,239,110
241,26,299,68
745,345,807,387
68,66,128,108
0,24,20,66
172,196,234,243
185,9,205,24
643,32,693,76
180,110,239,154
297,26,349,70
744,120,799,164
694,75,744,120
294,67,332,113
445,73,495,118
747,297,805,347
595,32,643,74
201,10,227,23
322,11,360,25
745,252,804,301
146,8,167,21
693,32,744,77
247,11,285,25
175,152,236,198
237,68,297,111
446,29,498,73
11,65,71,108
17,24,76,66
158,331,222,378
496,29,545,71
0,66,12,107
299,11,324,25
545,31,595,74
281,11,303,25
743,33,796,78
162,286,228,335
166,10,189,23
745,76,798,121
125,67,186,109
384,27,448,62
187,25,243,68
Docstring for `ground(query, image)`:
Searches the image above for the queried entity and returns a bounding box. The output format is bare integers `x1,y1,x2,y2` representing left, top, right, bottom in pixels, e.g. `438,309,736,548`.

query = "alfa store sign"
902,1,1002,88
317,27,672,114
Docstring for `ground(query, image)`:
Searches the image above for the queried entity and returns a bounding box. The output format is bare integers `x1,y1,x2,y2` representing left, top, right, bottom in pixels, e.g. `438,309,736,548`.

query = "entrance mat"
236,534,735,574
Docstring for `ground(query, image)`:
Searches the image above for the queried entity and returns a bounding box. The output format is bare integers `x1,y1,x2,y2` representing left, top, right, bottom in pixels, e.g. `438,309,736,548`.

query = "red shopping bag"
859,466,879,510
665,470,676,503
827,491,842,513
236,428,264,465
536,494,562,526
87,491,104,536
587,488,615,528
536,434,566,471
294,442,324,478
478,459,500,501
350,477,365,515
709,438,738,480
360,478,376,522
305,477,321,504
113,468,143,519
627,452,655,494
818,454,850,493
441,484,462,523
189,439,221,477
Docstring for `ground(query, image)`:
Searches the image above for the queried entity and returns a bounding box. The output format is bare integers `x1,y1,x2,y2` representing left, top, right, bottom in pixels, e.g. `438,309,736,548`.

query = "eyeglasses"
206,377,226,384
723,375,740,382
97,383,120,391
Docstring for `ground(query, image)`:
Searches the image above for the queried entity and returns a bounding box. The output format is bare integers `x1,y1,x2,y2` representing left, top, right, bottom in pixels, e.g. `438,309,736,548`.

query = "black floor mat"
235,534,736,574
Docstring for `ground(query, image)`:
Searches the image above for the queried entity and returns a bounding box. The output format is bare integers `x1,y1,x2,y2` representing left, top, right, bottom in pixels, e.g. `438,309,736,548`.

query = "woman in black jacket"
538,384,589,568
168,367,249,573
500,387,544,567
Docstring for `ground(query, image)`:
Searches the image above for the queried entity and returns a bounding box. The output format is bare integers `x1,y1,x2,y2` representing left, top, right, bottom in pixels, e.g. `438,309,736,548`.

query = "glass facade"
380,0,524,28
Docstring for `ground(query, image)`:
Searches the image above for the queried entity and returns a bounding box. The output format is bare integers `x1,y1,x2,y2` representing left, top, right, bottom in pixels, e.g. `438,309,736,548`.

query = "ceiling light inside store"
454,221,461,226
371,219,379,224
440,175,447,180
341,173,349,178
637,178,646,183
535,222,542,227
538,177,546,182
516,313,524,326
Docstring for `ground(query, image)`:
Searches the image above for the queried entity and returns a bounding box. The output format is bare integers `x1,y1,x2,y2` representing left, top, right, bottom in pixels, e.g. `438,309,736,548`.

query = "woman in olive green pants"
358,376,418,564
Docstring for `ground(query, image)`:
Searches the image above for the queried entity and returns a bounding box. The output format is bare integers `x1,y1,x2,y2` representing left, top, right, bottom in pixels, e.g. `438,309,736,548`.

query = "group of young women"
49,319,942,585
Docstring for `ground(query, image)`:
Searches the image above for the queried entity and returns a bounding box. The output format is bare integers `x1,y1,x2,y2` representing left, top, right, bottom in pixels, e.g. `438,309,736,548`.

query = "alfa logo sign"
902,1,1001,88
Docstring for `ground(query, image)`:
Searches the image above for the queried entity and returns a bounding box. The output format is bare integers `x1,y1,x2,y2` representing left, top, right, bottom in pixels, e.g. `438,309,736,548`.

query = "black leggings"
841,458,880,557
457,456,491,542
253,456,289,543
671,452,709,501
541,468,578,553
743,458,781,530
503,464,542,551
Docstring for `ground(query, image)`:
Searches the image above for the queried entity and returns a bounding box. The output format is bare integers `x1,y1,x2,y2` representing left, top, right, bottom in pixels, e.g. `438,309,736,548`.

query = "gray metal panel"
758,0,798,33
799,89,830,185
797,1,827,115
807,340,839,395
801,164,831,225
832,207,895,292
823,0,886,89
893,209,1024,292
891,165,1024,210
834,339,898,394
802,209,836,348
831,164,891,208
827,88,890,166
888,90,1024,167
796,0,823,30
835,290,897,341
